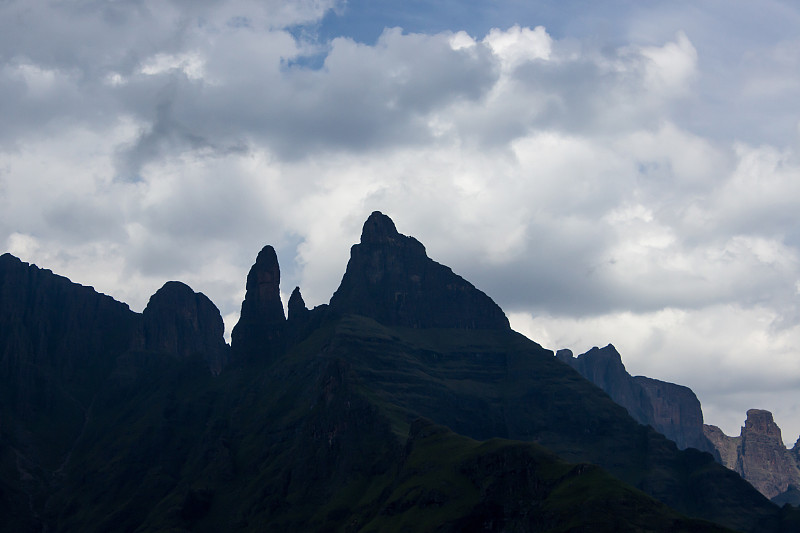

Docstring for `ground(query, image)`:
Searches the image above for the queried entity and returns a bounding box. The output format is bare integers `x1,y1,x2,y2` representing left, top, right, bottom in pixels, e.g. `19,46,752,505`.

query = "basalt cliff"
555,342,800,505
705,410,800,502
556,345,719,457
1,212,797,533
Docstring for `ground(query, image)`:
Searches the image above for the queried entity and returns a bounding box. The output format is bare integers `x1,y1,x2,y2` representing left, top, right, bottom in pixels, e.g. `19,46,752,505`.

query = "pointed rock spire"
329,211,509,330
231,245,286,363
287,286,310,324
140,281,228,374
736,409,800,499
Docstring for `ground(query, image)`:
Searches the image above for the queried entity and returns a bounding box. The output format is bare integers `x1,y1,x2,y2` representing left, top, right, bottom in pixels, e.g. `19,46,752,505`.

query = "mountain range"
556,340,800,506
1,211,798,532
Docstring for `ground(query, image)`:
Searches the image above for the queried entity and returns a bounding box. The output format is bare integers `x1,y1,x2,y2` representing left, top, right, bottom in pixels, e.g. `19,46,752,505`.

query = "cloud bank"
2,0,800,442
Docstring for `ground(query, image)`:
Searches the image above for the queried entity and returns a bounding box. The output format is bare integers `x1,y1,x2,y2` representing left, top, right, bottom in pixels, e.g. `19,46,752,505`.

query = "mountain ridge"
1,213,798,532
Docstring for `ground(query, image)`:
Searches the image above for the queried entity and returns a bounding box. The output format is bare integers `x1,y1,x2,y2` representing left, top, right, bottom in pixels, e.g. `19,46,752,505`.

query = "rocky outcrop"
329,211,510,330
0,253,139,530
0,253,136,415
556,346,653,424
557,344,718,456
703,424,740,468
139,281,229,374
704,410,800,500
634,376,712,453
230,245,286,363
287,286,310,325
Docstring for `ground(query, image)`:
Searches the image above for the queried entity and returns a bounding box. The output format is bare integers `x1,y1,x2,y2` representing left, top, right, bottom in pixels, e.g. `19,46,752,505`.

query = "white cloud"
140,52,206,80
638,31,697,95
483,25,552,70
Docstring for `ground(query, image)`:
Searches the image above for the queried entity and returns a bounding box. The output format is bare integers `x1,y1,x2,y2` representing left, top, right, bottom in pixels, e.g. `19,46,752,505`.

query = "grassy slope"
43,315,740,532
326,315,788,533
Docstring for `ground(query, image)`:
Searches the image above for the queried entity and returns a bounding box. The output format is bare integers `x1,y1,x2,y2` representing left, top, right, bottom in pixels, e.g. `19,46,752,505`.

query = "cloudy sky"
2,0,800,443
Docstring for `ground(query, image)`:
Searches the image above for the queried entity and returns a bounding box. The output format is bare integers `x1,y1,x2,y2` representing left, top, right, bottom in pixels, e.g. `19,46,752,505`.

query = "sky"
1,0,800,443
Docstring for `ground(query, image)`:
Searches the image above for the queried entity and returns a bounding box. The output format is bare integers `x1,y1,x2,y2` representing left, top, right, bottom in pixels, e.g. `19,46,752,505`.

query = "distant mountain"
556,345,719,458
704,409,800,501
1,213,798,532
554,340,800,506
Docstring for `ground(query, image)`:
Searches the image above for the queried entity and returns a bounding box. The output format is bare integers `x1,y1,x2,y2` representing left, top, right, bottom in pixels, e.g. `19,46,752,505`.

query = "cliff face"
0,253,137,411
230,245,286,363
0,253,139,531
556,345,718,456
138,281,229,374
329,211,510,330
704,424,741,468
634,376,713,453
704,410,800,500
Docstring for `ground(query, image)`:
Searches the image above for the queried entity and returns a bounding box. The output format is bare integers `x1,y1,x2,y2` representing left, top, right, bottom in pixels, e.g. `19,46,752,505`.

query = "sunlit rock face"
736,410,800,499
704,409,800,500
329,211,510,330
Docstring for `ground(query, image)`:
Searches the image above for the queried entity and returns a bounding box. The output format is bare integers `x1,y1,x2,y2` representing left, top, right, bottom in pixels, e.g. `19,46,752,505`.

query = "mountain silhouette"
1,214,797,532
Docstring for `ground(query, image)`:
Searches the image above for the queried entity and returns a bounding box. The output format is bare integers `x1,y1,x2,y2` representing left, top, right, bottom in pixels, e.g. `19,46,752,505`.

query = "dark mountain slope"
0,253,138,532
330,211,509,330
0,254,229,532
557,345,718,456
323,315,781,532
43,319,731,533
2,212,798,532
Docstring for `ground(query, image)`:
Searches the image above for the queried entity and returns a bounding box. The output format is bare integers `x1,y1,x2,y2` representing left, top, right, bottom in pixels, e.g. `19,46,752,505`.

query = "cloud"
2,1,800,443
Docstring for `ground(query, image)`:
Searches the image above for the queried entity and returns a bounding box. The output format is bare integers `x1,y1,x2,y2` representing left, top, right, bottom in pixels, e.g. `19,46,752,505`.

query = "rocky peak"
361,211,407,245
560,345,654,426
246,246,283,312
705,409,800,500
230,245,286,363
560,344,718,456
634,376,711,453
736,409,800,499
743,409,782,441
287,286,310,323
329,212,509,330
139,281,228,374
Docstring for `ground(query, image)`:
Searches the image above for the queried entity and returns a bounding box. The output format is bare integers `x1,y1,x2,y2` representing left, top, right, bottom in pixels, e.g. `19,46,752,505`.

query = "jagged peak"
361,211,399,244
359,211,426,253
146,280,195,304
0,252,21,263
743,409,782,440
288,286,309,322
254,244,279,268
580,344,623,365
330,212,509,330
231,244,286,363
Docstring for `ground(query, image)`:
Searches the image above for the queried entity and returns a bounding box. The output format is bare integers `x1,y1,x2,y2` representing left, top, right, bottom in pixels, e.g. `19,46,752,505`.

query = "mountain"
556,343,800,505
329,211,510,330
137,280,229,374
704,410,800,501
2,213,799,532
556,345,719,457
